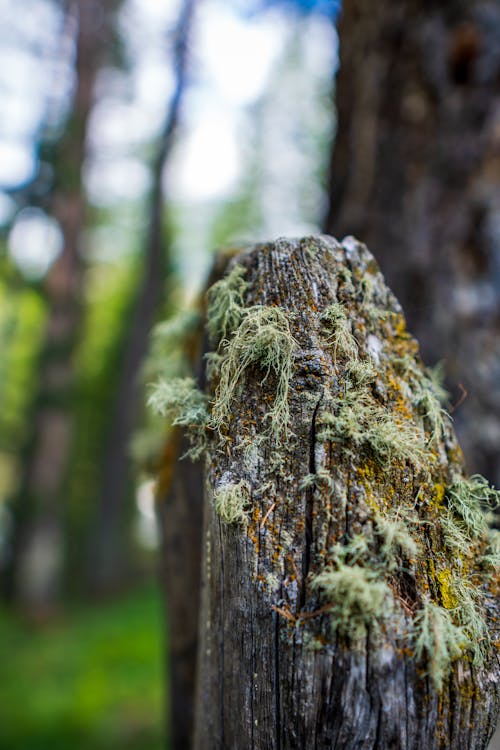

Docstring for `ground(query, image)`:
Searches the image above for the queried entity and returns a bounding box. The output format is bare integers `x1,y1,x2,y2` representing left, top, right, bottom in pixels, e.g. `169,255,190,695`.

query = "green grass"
0,586,165,750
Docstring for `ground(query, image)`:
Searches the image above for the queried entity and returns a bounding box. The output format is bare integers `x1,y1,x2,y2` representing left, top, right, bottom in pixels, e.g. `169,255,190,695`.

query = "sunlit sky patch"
1,0,337,291
0,141,36,188
170,100,241,201
196,2,286,106
8,207,63,279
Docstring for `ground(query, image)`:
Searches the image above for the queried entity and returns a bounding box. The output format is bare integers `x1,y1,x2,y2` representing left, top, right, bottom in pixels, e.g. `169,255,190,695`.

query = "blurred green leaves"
0,586,164,750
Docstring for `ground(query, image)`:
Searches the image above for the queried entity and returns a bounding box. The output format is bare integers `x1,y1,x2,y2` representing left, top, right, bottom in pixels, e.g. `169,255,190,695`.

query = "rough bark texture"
324,0,500,485
193,236,499,749
156,251,233,750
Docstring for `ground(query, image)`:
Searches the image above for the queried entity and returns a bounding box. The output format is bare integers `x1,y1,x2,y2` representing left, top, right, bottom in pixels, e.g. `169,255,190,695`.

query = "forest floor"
0,585,164,750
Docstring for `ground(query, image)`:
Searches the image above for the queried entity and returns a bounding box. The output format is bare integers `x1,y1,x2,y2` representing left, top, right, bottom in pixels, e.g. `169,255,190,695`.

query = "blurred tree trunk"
324,0,500,483
5,0,103,613
85,0,195,595
157,430,204,750
193,236,500,749
156,251,234,750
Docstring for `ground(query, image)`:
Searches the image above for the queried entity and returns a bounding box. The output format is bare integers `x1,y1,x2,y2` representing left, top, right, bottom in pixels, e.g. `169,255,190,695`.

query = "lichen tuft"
210,305,298,440
207,263,248,343
147,377,208,459
414,598,466,690
446,474,500,539
214,480,251,525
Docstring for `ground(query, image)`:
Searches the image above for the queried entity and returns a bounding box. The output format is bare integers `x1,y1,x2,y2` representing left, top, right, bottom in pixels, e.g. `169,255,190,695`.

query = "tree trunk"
189,235,499,748
157,430,204,750
8,0,102,613
323,0,500,485
156,252,234,750
86,0,196,595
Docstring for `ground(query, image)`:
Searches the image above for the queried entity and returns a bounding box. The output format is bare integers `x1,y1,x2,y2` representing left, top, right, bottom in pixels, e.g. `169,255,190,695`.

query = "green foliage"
0,587,163,750
414,598,466,689
0,283,45,454
145,309,202,381
207,263,248,343
210,305,297,439
67,259,139,570
213,480,251,525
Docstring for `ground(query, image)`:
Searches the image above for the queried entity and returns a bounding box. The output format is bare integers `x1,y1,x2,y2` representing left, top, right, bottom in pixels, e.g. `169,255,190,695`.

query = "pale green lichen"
311,558,392,640
449,576,489,665
299,469,335,493
416,388,450,446
375,514,419,566
317,384,427,470
137,308,202,468
147,377,208,459
210,305,297,439
441,510,469,554
446,474,499,539
483,527,500,569
414,598,466,689
426,362,449,405
214,480,251,525
345,359,376,386
310,535,396,640
368,412,428,468
320,303,359,361
207,263,248,343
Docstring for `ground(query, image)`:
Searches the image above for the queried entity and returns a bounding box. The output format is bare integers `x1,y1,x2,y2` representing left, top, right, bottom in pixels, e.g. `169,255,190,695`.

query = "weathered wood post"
152,235,500,748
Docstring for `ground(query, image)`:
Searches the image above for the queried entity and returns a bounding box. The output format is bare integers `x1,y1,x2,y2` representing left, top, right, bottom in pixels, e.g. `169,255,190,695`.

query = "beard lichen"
147,376,208,459
206,262,249,344
320,303,359,361
316,379,428,471
414,598,466,690
311,536,393,640
446,474,499,539
209,305,298,440
214,480,251,525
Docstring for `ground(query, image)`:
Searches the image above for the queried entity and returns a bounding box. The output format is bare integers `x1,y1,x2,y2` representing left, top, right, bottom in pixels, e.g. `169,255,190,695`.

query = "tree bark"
192,235,499,749
157,430,204,750
156,251,235,750
323,0,500,485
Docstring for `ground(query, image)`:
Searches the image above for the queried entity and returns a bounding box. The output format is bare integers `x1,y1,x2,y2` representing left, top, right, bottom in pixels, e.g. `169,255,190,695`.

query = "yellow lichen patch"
433,483,446,506
437,569,459,609
247,505,262,550
356,461,381,513
386,371,414,422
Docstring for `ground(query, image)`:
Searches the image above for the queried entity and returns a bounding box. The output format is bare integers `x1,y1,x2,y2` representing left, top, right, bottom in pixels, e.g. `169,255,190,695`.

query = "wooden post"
156,235,500,748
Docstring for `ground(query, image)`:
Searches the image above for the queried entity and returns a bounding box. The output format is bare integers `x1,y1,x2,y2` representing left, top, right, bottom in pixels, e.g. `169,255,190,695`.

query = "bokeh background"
0,0,499,747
